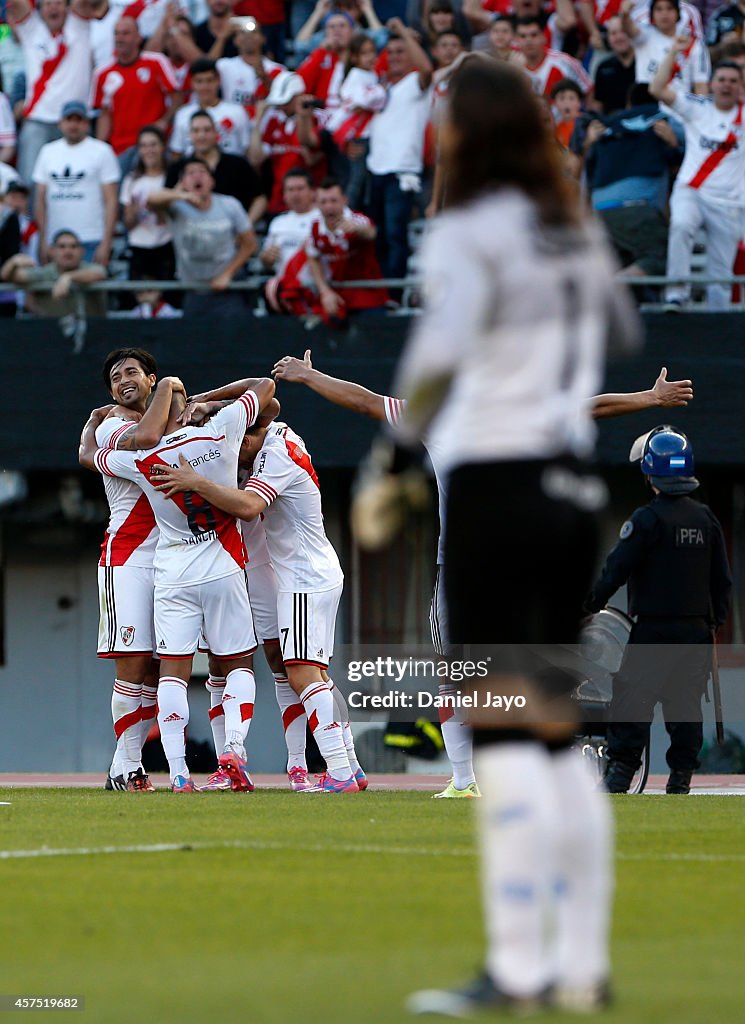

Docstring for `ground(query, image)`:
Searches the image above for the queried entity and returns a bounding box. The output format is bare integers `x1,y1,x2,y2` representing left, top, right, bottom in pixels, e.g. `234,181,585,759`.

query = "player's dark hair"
712,60,744,79
179,156,215,179
318,175,343,191
492,14,515,27
550,77,583,100
102,348,159,390
283,167,314,186
515,14,543,30
435,28,464,43
51,229,81,245
190,58,219,76
190,108,216,125
443,60,580,226
649,0,679,17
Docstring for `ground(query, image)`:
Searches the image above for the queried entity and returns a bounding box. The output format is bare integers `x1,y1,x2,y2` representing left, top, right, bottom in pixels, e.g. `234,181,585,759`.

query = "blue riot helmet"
628,425,699,494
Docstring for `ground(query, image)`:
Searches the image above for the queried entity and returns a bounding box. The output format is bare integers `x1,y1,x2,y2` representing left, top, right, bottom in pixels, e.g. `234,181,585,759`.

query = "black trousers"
445,460,600,649
444,460,601,747
607,618,712,773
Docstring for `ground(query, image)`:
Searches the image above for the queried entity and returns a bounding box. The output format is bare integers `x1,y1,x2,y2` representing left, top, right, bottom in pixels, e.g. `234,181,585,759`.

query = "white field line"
2,840,745,863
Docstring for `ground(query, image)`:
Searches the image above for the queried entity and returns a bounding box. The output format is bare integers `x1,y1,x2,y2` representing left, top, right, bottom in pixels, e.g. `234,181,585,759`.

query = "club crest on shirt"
120,625,136,646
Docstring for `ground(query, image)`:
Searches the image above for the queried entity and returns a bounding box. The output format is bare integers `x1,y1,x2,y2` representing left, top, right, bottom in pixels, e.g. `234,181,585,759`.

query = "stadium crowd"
2,0,745,315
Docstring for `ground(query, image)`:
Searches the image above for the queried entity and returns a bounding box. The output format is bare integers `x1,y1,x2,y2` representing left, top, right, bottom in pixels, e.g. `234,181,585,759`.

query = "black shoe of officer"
604,761,635,794
666,770,692,794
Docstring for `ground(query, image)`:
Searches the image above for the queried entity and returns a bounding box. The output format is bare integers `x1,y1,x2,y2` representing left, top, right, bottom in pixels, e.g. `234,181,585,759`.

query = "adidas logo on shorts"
163,712,184,722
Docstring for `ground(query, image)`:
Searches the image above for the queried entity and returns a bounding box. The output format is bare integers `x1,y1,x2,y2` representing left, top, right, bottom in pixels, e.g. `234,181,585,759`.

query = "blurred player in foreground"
274,350,692,800
354,60,643,1012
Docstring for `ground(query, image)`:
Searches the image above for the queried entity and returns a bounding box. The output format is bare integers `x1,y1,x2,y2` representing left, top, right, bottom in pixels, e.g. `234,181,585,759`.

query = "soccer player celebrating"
78,348,183,792
153,399,364,794
81,376,275,792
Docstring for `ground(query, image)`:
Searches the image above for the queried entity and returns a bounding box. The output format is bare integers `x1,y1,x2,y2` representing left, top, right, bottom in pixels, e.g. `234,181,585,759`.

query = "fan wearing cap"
586,426,732,795
249,70,324,215
31,100,120,266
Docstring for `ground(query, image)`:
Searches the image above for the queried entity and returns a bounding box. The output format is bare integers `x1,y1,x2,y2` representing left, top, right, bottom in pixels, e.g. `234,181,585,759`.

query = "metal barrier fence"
7,271,745,353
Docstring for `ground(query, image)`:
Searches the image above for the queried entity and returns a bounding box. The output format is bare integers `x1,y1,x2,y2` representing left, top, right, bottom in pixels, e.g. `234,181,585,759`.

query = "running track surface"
1,773,744,793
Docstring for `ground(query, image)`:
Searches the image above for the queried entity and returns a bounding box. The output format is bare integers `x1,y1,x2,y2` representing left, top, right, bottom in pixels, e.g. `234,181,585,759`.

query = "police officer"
586,426,732,795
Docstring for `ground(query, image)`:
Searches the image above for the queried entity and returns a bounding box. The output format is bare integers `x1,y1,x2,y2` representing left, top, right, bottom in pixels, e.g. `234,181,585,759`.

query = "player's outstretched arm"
273,349,387,421
591,367,693,419
179,377,275,426
152,455,268,521
188,376,275,407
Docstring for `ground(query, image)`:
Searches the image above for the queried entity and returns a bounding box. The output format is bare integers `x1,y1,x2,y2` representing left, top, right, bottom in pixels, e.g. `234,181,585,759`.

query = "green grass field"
0,790,742,1024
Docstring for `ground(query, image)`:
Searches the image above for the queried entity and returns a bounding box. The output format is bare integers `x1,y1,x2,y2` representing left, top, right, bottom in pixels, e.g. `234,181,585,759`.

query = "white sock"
328,680,360,774
206,675,226,755
550,747,614,989
112,680,142,776
138,684,158,762
274,675,307,771
475,742,558,998
299,680,351,780
439,684,475,789
157,676,189,780
223,668,255,748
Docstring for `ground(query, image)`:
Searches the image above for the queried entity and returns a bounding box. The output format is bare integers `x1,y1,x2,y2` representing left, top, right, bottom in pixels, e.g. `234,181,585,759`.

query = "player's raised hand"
272,349,313,381
151,453,200,496
86,404,115,426
160,375,186,396
177,400,213,426
653,366,693,407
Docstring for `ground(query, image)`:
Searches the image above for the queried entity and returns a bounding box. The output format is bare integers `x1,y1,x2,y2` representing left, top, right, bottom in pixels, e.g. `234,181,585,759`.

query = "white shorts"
277,584,342,668
429,564,450,657
155,571,257,660
97,564,155,658
247,560,280,644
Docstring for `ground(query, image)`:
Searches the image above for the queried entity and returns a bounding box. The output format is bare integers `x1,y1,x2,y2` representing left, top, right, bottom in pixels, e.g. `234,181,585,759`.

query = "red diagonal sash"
688,104,743,189
135,453,247,568
25,40,68,118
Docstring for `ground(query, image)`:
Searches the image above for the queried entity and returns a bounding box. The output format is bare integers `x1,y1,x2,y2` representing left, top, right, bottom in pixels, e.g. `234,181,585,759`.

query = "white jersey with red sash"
95,416,157,568
632,23,710,89
670,91,745,201
242,422,343,592
523,49,592,99
94,393,260,586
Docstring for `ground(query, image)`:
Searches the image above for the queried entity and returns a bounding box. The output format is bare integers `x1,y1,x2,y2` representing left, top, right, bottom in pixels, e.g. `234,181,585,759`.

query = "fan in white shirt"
170,59,252,158
621,0,709,94
651,41,745,309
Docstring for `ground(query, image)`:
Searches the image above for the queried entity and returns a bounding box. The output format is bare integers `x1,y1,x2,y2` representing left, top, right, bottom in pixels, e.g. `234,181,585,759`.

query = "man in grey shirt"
148,157,257,317
0,228,106,318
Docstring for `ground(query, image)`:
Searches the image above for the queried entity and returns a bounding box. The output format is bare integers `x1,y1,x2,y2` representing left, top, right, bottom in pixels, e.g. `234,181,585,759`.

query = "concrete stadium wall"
1,311,745,471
